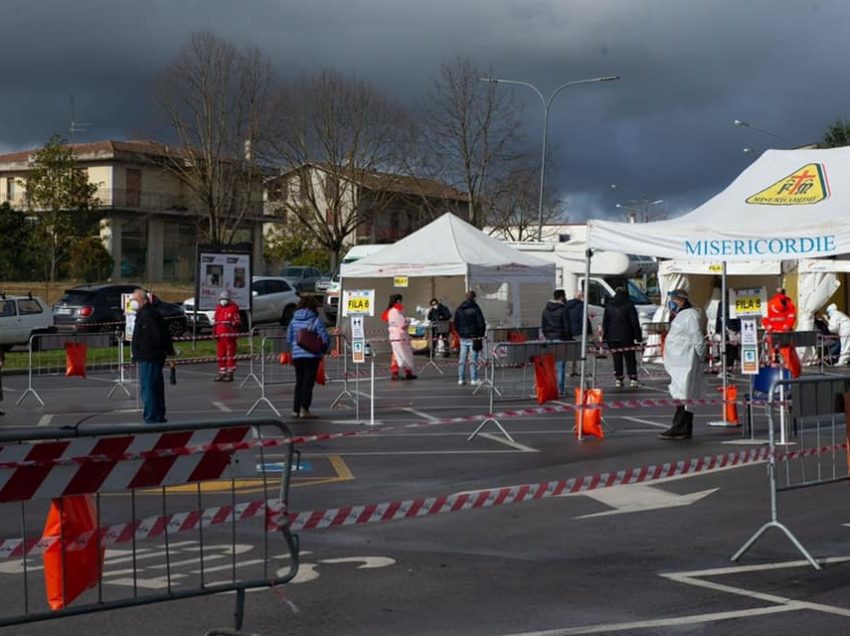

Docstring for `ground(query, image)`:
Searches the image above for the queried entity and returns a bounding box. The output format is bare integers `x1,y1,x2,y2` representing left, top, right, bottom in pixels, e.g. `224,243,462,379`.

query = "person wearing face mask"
213,290,242,382
825,303,850,366
130,289,174,424
427,298,452,358
659,289,706,440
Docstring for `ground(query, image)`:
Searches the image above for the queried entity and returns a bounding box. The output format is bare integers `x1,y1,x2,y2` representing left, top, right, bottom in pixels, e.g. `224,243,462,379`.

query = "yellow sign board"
729,286,767,318
393,276,409,288
342,289,375,317
746,163,830,206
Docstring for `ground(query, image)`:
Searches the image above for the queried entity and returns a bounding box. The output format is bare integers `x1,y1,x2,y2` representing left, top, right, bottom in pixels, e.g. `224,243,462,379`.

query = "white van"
505,241,659,336
323,244,388,323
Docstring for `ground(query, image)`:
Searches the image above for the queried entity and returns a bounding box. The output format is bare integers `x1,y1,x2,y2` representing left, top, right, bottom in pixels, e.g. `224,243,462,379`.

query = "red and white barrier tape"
3,442,844,560
0,396,768,472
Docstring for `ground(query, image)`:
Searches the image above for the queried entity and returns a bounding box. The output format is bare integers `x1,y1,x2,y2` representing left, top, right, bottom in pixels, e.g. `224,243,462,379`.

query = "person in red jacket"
213,290,241,382
762,288,796,333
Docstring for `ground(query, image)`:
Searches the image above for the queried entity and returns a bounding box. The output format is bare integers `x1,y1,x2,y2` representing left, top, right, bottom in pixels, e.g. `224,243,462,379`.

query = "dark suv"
53,284,188,336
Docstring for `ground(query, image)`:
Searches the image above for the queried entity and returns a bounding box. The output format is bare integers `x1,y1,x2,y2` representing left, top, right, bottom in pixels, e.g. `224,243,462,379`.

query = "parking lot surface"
2,356,850,635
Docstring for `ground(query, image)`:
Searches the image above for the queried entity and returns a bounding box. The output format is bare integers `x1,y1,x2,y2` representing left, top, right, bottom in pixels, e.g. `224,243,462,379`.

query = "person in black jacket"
602,287,642,388
564,291,592,376
541,289,572,395
427,298,452,358
130,288,175,424
454,290,486,385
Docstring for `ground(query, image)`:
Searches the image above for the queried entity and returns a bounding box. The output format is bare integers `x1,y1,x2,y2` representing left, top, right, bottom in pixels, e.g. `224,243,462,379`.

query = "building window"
5,177,15,202
126,169,141,207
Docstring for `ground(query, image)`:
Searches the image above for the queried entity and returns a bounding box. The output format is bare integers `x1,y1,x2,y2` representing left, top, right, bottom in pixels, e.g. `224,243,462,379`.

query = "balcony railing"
0,188,265,217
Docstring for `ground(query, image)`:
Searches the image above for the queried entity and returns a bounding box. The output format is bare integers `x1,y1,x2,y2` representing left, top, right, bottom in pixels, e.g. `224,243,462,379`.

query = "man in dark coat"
602,287,642,388
454,290,487,385
131,288,175,424
541,289,572,395
427,298,452,358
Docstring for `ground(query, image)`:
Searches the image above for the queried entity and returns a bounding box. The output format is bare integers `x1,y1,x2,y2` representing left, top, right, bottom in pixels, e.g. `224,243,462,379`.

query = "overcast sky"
2,0,847,220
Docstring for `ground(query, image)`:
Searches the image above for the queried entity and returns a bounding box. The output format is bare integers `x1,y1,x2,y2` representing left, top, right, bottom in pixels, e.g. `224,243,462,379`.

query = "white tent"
577,147,850,427
341,213,555,330
589,147,850,260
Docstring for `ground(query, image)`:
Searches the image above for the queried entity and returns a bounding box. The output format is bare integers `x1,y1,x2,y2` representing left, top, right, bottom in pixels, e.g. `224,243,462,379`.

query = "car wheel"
281,305,296,326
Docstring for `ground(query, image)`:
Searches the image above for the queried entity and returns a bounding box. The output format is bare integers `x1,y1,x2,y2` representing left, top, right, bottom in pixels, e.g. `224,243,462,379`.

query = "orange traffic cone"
718,384,739,425
43,494,104,610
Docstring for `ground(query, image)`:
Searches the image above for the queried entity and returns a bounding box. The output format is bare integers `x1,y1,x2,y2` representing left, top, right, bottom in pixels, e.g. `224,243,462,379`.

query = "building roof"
0,140,189,169
273,162,469,202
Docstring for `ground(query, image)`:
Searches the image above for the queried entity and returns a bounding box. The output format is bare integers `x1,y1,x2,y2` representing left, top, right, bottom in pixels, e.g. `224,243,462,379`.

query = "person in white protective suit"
659,289,706,440
825,303,850,366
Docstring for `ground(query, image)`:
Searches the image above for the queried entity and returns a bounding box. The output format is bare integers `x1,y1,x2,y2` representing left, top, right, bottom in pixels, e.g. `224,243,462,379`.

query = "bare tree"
487,165,563,241
154,32,276,246
267,70,410,266
419,57,525,228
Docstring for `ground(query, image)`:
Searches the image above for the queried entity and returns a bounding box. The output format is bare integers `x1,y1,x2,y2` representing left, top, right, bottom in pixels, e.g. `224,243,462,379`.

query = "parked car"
278,266,323,293
183,276,300,332
323,270,341,323
0,294,55,351
315,271,334,293
52,284,188,337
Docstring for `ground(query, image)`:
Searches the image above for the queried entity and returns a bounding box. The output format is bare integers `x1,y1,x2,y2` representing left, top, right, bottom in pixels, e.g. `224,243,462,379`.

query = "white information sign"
197,251,252,312
122,293,136,342
740,318,759,375
351,316,365,341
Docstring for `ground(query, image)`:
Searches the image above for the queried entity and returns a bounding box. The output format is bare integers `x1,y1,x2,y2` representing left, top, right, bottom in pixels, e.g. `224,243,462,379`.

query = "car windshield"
280,267,306,277
58,291,96,305
627,281,651,305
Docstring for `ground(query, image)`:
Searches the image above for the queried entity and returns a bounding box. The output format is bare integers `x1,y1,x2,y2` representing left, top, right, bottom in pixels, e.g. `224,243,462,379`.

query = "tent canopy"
341,212,554,282
588,147,850,261
340,213,555,328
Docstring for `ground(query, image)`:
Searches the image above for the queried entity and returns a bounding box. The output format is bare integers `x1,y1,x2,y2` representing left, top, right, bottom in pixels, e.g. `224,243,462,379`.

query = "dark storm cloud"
2,0,846,218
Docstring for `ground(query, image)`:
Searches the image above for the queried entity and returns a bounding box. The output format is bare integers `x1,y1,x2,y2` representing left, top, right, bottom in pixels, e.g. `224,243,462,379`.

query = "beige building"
264,162,469,247
0,140,270,282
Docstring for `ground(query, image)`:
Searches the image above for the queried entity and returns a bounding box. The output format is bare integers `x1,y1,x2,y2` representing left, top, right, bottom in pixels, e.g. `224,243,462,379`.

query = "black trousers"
608,341,637,380
293,358,320,413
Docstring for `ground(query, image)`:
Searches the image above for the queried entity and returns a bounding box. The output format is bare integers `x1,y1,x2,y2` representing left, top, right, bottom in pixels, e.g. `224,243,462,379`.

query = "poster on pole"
740,318,760,375
195,247,252,312
122,293,136,342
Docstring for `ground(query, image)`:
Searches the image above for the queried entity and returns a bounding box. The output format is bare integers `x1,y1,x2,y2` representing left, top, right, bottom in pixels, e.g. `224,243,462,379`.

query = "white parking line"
619,415,668,429
212,401,232,412
401,407,438,421
34,414,53,427
477,432,539,452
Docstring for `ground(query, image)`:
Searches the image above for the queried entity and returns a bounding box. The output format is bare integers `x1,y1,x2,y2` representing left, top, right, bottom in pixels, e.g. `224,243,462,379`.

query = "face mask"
220,299,228,306
667,299,678,312
129,300,140,312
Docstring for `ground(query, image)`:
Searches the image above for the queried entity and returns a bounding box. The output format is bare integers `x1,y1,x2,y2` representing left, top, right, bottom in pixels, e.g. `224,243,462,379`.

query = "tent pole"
578,248,592,442
710,261,735,427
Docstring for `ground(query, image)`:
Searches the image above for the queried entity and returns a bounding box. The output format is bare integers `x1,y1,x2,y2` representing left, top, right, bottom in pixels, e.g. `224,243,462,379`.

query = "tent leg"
577,249,593,442
710,261,738,428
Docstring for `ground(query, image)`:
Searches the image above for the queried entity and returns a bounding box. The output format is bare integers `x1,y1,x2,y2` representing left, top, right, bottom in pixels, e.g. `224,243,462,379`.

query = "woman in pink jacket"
381,294,417,381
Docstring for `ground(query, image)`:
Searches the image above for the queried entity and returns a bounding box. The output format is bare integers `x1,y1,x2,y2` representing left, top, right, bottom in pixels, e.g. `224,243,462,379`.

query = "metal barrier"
247,332,351,417
487,327,542,344
732,374,850,570
486,340,582,403
17,331,131,407
0,418,299,630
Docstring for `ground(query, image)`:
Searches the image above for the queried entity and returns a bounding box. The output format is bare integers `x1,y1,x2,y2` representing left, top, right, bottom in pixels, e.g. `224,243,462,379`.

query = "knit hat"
219,290,231,300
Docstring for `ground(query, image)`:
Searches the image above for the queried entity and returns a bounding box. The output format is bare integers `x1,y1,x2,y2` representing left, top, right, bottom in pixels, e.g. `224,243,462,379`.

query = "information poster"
196,250,252,312
740,318,760,375
122,293,136,342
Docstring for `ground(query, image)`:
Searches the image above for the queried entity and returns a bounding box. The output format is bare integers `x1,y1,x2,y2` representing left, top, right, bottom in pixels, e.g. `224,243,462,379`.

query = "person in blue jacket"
286,295,330,419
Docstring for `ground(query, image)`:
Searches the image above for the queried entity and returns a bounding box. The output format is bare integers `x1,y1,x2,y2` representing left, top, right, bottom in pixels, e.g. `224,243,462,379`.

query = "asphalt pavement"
2,352,850,635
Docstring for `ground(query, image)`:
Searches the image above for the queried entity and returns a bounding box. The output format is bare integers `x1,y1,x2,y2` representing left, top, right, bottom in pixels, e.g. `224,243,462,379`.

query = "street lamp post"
732,119,787,147
482,75,620,241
